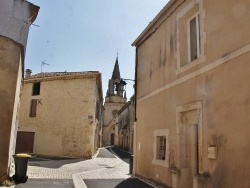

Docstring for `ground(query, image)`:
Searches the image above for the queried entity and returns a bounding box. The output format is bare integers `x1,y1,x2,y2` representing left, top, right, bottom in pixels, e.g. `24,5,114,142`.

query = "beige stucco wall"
134,0,250,187
128,99,135,152
19,76,101,158
0,37,21,179
8,58,23,177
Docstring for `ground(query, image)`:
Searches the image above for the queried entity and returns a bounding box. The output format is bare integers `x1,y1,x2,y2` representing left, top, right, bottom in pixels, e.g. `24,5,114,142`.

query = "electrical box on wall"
208,146,217,159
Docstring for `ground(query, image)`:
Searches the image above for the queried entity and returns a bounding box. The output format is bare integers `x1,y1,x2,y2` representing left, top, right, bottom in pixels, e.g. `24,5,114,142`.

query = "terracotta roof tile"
27,71,99,79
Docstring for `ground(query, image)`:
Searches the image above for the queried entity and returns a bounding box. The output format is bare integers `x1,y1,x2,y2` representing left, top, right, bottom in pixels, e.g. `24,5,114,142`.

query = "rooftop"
26,71,100,80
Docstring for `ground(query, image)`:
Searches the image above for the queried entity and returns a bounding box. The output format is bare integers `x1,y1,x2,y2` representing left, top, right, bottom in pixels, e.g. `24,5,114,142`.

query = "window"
188,14,200,62
29,99,38,117
176,1,204,73
32,82,40,96
112,110,118,117
156,136,166,160
152,129,169,167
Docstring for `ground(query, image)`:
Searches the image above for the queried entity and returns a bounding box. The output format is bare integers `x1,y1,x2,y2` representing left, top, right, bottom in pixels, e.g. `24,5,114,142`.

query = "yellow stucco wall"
19,75,101,158
134,0,250,187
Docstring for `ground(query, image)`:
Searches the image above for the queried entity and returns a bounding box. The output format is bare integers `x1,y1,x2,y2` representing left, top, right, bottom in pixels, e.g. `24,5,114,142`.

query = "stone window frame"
176,0,206,75
152,129,170,167
176,101,203,174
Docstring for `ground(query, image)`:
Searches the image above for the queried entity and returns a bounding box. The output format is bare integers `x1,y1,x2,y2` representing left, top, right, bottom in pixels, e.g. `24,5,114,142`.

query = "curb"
71,148,102,188
72,173,87,188
91,148,100,159
136,176,164,188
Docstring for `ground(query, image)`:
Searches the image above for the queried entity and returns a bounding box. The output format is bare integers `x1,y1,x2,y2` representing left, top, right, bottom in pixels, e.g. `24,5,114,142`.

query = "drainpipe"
132,46,138,175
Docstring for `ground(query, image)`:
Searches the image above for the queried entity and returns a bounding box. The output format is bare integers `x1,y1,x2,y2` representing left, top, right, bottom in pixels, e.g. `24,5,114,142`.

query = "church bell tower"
105,57,127,103
102,56,127,146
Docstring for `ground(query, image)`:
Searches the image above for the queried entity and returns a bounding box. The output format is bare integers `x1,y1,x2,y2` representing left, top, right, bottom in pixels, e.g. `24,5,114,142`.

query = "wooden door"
15,131,35,153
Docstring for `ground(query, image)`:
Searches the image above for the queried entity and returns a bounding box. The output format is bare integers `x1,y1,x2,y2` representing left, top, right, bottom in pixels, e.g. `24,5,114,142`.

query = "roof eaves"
132,0,175,47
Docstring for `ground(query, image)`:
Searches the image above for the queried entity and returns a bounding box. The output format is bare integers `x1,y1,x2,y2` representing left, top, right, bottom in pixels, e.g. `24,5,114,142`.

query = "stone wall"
19,76,101,158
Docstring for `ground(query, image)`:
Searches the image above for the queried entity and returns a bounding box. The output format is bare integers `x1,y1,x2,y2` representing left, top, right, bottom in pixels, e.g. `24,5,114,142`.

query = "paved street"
12,147,155,188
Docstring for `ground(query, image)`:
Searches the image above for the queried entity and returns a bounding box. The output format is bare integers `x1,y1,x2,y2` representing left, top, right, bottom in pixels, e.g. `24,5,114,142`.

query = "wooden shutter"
29,99,37,117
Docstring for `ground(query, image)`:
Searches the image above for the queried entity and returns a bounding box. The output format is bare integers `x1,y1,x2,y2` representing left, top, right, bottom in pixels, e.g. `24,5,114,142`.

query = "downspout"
132,47,138,175
134,47,138,122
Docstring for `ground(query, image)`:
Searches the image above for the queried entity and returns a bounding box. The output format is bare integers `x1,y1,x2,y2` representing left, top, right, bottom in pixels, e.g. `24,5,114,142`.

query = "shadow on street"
28,155,83,169
106,146,131,164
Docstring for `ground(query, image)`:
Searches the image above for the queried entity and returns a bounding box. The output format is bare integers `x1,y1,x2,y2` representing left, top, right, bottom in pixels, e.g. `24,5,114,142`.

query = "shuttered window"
29,99,38,117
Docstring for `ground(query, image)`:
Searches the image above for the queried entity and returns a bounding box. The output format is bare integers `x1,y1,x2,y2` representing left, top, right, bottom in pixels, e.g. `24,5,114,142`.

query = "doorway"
176,101,202,188
110,133,114,145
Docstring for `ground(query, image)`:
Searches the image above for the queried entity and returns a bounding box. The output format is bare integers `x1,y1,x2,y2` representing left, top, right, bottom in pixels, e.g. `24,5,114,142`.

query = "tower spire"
111,56,120,80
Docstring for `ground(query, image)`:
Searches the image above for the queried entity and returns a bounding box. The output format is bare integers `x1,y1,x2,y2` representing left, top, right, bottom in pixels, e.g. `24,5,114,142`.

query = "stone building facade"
102,57,127,146
0,0,39,180
117,95,135,153
132,0,250,187
18,71,103,158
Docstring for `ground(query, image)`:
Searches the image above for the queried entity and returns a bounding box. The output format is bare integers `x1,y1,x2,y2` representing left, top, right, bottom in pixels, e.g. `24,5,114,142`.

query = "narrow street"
14,147,154,188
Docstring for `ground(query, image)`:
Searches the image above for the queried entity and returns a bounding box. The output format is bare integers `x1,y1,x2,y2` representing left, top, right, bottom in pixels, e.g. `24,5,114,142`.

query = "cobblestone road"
12,147,155,188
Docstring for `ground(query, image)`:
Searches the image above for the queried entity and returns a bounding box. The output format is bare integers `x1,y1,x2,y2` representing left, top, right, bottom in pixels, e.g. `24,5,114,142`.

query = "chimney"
25,69,32,79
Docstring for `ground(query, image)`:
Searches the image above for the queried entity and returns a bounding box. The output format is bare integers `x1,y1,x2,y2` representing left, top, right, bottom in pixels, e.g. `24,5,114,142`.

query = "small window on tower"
32,82,40,96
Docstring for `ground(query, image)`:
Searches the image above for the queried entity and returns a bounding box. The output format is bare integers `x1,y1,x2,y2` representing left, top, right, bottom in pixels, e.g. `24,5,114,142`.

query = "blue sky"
26,0,168,99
